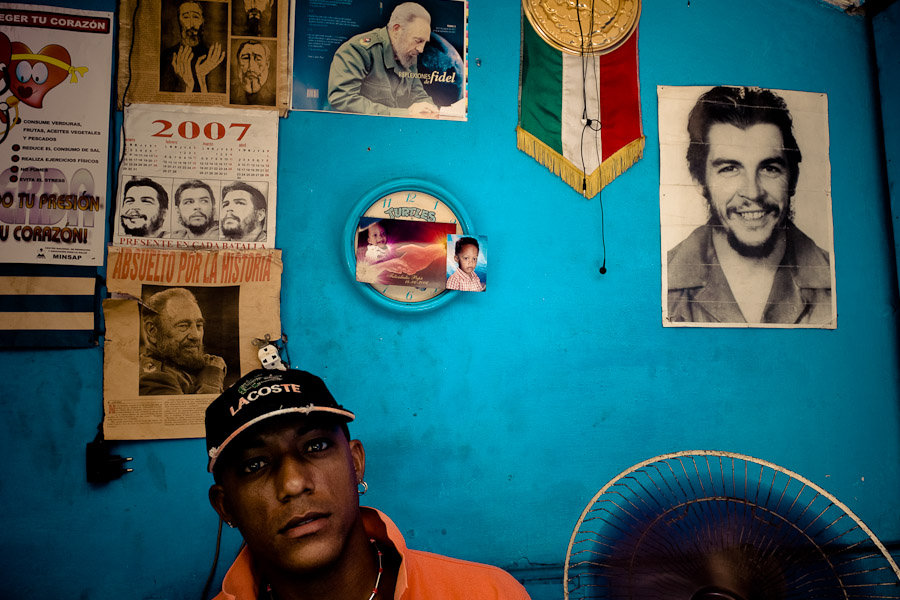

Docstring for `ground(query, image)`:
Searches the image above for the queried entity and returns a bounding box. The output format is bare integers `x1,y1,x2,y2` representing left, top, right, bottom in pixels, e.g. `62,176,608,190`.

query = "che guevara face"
702,122,792,258
121,185,165,237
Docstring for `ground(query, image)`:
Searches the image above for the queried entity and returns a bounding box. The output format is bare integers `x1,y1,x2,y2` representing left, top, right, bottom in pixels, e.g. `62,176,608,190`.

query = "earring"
358,481,368,495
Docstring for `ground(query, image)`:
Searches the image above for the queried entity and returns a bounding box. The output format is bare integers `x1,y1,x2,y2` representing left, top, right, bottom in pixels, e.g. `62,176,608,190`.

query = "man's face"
239,44,269,94
243,0,272,20
179,2,204,47
702,122,791,258
121,185,164,237
210,419,364,576
178,186,214,234
222,190,262,239
392,17,430,70
456,244,478,275
152,295,207,370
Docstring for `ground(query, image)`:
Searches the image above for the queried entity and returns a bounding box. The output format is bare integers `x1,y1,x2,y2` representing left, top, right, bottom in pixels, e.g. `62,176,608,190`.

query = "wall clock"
343,179,472,312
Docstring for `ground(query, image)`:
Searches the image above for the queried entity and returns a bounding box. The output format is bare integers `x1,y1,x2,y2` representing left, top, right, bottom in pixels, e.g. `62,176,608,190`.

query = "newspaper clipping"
659,85,836,329
0,3,113,265
117,0,290,113
113,103,277,250
103,246,282,440
292,0,467,120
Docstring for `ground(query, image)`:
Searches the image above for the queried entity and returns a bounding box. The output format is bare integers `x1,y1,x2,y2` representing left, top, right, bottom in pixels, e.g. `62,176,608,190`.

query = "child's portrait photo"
446,234,487,292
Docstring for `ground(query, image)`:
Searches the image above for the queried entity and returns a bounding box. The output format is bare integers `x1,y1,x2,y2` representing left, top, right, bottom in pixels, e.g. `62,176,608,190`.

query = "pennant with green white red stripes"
517,16,644,198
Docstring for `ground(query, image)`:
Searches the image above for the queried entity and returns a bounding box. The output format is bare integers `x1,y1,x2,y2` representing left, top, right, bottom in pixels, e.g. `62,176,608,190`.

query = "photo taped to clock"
343,179,472,311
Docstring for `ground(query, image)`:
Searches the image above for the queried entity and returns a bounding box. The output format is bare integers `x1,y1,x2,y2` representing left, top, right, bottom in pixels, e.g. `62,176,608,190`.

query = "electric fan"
564,450,900,600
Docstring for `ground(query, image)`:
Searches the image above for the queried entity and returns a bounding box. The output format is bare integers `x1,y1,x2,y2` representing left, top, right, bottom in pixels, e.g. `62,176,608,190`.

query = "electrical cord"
108,0,140,237
201,517,224,600
576,2,608,273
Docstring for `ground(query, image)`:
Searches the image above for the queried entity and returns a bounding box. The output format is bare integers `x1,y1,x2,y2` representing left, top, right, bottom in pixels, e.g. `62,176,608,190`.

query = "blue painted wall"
1,0,898,598
874,1,900,288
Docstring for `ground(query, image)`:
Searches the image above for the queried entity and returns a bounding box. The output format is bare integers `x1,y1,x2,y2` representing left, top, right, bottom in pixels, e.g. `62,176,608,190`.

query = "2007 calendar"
113,103,278,250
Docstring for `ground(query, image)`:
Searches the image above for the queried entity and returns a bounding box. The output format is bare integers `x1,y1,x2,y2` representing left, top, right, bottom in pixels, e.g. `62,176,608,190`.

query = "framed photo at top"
292,0,467,121
117,0,293,113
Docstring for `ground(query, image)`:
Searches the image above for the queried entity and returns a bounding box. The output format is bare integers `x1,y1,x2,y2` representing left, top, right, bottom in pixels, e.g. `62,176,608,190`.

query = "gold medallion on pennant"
523,0,641,55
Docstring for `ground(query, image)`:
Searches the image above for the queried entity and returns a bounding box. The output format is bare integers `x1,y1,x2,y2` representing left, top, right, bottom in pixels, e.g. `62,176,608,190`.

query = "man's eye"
762,165,784,176
241,457,268,473
305,439,331,453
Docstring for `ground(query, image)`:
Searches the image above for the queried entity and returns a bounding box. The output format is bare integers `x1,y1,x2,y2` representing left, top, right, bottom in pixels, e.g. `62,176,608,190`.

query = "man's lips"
279,512,329,538
727,203,778,226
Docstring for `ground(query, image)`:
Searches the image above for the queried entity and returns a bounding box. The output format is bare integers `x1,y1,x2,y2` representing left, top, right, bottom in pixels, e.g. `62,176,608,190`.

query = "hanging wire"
575,2,608,272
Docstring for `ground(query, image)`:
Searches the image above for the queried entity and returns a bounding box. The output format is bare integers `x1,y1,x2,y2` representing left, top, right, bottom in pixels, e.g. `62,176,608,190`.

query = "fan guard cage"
564,450,900,600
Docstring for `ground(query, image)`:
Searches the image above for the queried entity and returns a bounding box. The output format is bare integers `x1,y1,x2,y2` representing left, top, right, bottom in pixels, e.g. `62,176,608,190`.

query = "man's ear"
349,439,366,485
209,484,235,526
143,319,158,346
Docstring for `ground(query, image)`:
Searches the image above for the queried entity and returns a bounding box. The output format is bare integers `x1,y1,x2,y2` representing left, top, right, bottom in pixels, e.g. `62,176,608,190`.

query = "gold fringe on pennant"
516,126,645,199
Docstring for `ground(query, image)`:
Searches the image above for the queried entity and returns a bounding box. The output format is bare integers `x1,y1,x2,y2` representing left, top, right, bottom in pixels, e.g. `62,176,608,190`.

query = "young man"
666,85,833,325
221,181,267,242
120,177,169,238
205,368,531,600
171,180,219,240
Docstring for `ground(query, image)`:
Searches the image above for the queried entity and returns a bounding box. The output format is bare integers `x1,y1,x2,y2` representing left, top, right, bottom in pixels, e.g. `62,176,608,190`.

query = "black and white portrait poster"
113,103,277,251
117,0,292,112
102,246,282,440
658,85,836,329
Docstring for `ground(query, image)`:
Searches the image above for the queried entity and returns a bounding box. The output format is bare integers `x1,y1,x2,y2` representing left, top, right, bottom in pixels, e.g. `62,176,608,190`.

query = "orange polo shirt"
214,507,532,600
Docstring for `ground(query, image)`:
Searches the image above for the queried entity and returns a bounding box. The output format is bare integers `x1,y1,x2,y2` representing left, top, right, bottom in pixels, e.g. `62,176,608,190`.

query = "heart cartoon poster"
0,3,114,266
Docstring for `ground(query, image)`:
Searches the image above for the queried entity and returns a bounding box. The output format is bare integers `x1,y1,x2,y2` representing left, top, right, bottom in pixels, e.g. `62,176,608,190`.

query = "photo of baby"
355,217,456,288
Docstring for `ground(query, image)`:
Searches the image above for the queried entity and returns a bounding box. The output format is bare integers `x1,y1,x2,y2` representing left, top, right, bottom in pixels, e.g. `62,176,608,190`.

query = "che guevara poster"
0,3,113,265
112,103,278,251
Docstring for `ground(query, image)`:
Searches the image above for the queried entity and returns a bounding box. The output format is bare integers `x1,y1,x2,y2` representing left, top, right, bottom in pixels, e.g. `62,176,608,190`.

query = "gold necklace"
265,538,383,600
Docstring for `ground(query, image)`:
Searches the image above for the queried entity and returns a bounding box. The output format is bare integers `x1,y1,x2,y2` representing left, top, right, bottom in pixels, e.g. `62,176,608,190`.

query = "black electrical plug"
86,431,133,483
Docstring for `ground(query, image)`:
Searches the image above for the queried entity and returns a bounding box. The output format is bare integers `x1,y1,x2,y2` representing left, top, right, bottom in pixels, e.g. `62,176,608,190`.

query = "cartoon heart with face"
10,42,71,108
0,33,11,96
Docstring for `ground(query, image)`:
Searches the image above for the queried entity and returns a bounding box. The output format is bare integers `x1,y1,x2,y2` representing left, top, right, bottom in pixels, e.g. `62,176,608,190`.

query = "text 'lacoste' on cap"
205,368,355,472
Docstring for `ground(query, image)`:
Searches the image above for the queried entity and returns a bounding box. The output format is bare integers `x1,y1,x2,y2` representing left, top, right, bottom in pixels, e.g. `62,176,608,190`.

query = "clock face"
344,179,471,311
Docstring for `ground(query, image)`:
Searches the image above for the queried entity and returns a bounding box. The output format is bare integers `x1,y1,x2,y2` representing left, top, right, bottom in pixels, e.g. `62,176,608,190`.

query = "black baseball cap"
205,368,355,472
